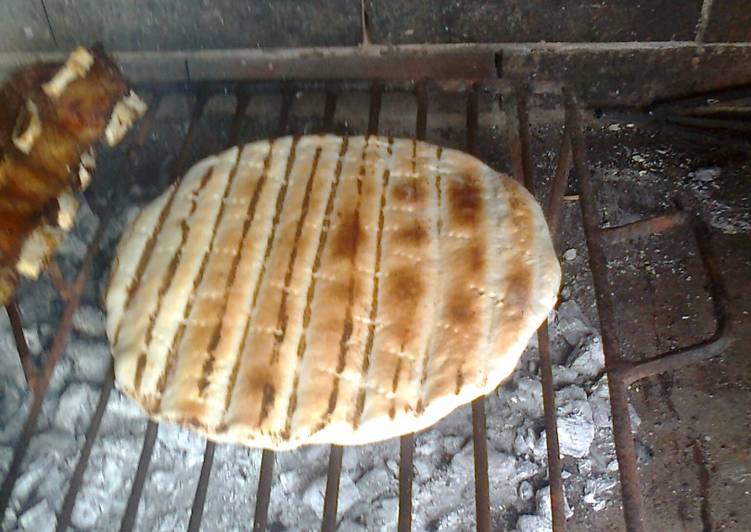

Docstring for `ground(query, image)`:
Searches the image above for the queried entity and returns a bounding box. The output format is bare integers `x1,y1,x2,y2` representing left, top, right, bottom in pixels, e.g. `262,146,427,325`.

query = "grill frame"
0,66,735,532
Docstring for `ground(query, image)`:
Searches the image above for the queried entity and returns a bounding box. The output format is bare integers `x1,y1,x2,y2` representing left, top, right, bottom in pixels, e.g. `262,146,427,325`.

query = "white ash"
71,305,106,338
0,201,639,531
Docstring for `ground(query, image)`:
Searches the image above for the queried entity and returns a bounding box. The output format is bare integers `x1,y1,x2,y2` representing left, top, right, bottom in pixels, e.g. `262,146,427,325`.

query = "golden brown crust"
108,135,561,449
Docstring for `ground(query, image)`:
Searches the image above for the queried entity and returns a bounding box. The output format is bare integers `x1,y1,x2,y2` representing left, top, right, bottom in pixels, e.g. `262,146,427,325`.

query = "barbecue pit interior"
1,2,750,531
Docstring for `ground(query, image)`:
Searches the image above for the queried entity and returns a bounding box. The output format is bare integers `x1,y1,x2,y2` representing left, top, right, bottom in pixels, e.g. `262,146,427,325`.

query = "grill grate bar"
545,126,572,248
56,367,115,531
187,89,254,532
518,86,568,531
120,421,159,532
564,88,645,532
397,80,428,532
52,94,164,532
5,301,36,390
321,445,345,532
319,89,341,532
319,81,383,531
465,82,491,532
536,323,567,531
253,449,275,532
187,440,216,532
0,220,108,521
118,91,209,531
252,88,298,532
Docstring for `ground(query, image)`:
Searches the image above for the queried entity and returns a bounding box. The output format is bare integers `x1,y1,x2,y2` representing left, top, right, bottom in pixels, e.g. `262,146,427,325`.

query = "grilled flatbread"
106,135,560,449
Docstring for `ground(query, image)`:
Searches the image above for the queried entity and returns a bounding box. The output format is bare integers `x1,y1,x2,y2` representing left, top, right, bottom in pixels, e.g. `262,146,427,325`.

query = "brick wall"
2,0,750,53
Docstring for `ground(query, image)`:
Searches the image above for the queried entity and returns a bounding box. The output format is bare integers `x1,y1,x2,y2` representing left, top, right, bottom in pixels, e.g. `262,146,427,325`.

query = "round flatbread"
106,135,560,449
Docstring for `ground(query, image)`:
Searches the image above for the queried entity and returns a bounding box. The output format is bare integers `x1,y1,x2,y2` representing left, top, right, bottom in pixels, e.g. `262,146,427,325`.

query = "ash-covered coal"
0,196,637,531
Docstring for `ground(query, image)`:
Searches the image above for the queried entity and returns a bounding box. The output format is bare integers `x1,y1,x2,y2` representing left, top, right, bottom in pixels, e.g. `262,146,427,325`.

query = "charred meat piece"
0,45,146,305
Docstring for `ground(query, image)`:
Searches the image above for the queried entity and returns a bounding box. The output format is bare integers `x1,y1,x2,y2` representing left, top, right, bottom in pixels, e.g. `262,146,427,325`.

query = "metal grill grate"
0,72,735,532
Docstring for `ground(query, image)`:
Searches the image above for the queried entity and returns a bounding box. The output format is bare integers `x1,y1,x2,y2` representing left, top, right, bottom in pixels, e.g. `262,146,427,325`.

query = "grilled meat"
0,45,146,305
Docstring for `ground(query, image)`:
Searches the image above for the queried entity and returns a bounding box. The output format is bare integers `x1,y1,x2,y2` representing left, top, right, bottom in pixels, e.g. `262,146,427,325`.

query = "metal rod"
171,91,209,181
537,323,567,531
464,82,491,532
504,89,525,187
397,81,428,532
277,88,294,137
185,91,251,532
251,88,298,532
368,81,383,135
619,209,735,385
621,327,735,385
471,399,491,532
56,368,115,532
187,441,216,532
320,81,382,531
466,82,479,155
120,421,159,532
321,445,344,532
227,92,252,147
512,84,566,531
0,219,108,521
599,211,690,244
253,449,275,532
323,89,338,131
119,87,211,531
564,88,645,532
515,85,536,194
128,91,164,156
546,126,572,246
398,434,415,532
5,301,36,390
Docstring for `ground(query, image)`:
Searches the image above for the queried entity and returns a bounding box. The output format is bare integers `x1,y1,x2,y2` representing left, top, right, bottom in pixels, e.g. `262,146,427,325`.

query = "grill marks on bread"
108,135,561,448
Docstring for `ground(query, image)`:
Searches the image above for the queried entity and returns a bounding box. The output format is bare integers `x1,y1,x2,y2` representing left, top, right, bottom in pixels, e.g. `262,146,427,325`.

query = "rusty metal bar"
546,126,572,246
171,91,209,180
227,92,252,146
618,210,735,385
621,326,735,385
397,80,428,532
118,90,209,531
252,87,298,532
186,89,253,532
47,261,72,301
537,324,567,531
128,92,164,161
564,88,645,532
54,94,166,532
508,84,567,531
320,81,381,531
56,368,115,531
323,88,338,130
599,211,690,244
321,445,345,532
120,421,159,532
465,81,491,532
470,400,491,532
187,440,216,532
5,301,36,390
0,218,108,522
368,81,383,135
253,449,275,532
515,85,536,194
398,435,415,532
